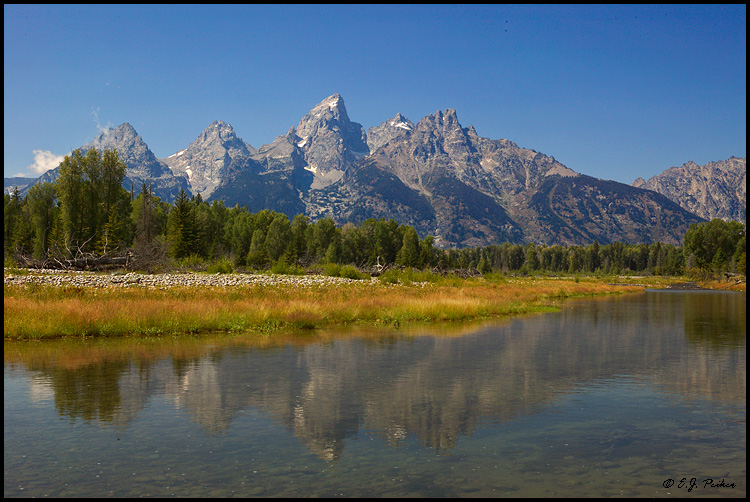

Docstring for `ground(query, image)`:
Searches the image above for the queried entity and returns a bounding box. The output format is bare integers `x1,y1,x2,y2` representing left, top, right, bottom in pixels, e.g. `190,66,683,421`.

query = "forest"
4,148,746,278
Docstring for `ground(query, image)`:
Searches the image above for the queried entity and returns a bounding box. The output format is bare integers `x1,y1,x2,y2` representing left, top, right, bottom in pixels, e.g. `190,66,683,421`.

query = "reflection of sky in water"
4,291,746,497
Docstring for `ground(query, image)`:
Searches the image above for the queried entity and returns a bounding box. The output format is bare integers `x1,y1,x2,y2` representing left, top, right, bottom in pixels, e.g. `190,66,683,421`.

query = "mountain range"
632,156,745,225
7,93,744,247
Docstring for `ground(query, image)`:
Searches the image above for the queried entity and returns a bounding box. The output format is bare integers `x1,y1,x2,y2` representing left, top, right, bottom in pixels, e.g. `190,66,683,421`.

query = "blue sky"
4,4,746,183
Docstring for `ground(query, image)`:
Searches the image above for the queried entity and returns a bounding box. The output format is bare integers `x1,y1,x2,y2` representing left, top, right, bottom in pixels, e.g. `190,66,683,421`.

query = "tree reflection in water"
5,291,745,461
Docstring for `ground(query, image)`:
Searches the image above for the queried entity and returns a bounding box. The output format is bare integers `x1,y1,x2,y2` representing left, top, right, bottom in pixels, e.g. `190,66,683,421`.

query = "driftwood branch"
369,256,389,276
16,240,132,271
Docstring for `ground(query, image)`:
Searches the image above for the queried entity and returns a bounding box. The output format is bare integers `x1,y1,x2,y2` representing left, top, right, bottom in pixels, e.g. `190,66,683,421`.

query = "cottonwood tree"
54,148,129,256
4,188,24,257
25,182,57,259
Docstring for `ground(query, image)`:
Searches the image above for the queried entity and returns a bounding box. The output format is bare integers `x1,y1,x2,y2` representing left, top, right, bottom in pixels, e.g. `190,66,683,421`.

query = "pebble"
3,268,378,290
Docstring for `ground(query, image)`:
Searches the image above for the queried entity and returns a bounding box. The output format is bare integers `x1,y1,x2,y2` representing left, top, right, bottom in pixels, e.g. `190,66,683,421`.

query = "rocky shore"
3,269,370,289
662,281,706,290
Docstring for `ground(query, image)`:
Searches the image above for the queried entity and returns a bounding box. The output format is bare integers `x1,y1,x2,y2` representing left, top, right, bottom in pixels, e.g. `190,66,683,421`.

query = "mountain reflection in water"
5,291,745,464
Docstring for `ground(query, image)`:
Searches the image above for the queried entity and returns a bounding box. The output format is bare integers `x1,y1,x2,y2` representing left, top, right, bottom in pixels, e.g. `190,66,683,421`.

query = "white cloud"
91,107,114,136
25,150,67,175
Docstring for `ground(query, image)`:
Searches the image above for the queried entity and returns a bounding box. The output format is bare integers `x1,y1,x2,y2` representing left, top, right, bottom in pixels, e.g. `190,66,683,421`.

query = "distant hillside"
4,177,36,195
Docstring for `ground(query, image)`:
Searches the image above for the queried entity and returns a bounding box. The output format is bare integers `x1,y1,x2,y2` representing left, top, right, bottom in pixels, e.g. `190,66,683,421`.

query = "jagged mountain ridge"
12,93,717,246
287,93,369,189
160,120,256,200
211,96,704,246
20,123,190,203
632,157,746,224
304,106,704,246
366,112,415,153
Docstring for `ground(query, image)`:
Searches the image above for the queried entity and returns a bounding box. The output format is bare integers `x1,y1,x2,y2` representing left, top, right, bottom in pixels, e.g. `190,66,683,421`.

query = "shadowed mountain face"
632,157,746,225
14,94,717,246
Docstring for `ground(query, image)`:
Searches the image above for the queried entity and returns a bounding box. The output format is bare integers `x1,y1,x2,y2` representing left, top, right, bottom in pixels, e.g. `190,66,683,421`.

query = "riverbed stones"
3,269,374,290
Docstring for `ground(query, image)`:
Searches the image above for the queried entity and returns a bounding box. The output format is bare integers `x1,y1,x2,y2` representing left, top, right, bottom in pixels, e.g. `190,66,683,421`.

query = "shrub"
339,265,367,280
483,272,508,283
378,269,400,284
177,253,205,271
378,268,443,285
207,258,234,274
270,256,305,275
322,263,366,279
323,263,342,277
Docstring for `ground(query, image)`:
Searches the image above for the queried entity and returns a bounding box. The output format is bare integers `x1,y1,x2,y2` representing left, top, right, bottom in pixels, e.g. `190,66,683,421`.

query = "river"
4,289,745,497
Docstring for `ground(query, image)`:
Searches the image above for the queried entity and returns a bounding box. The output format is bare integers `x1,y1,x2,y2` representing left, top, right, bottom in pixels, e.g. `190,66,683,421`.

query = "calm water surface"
4,290,746,497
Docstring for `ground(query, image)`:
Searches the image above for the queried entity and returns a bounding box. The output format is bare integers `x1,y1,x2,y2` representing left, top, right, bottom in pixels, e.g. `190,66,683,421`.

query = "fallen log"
15,251,132,271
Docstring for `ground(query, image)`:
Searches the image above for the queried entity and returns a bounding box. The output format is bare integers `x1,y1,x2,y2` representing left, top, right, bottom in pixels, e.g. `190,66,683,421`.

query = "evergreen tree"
397,226,420,267
590,240,601,272
97,206,123,255
663,245,684,276
419,235,436,269
524,243,540,271
167,189,197,259
207,200,230,258
100,149,128,217
132,183,155,249
190,197,210,258
373,219,401,265
225,207,254,264
247,228,269,268
325,239,341,264
734,236,746,275
684,219,746,271
289,214,310,263
11,202,35,258
265,214,292,262
26,182,57,259
312,217,337,261
47,210,66,260
95,189,131,255
340,222,362,265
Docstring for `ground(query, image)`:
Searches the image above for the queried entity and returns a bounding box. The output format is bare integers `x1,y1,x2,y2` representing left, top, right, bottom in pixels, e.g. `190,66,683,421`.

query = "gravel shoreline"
3,269,373,289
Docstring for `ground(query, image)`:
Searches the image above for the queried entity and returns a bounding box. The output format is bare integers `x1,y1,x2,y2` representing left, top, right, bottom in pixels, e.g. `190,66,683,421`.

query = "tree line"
4,148,746,276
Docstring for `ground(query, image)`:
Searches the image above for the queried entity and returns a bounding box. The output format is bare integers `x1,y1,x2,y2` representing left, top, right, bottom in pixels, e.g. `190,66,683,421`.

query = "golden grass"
4,278,641,340
698,279,746,292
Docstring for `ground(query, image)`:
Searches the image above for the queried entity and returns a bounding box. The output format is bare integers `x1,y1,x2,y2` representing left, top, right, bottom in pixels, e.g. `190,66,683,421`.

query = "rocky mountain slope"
305,107,702,246
11,94,715,247
4,177,36,195
286,93,369,189
159,120,256,200
632,157,746,224
209,97,704,246
20,123,190,203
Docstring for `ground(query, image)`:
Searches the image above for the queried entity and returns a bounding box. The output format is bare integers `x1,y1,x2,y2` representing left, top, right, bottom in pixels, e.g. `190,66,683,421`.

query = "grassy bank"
4,273,643,340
